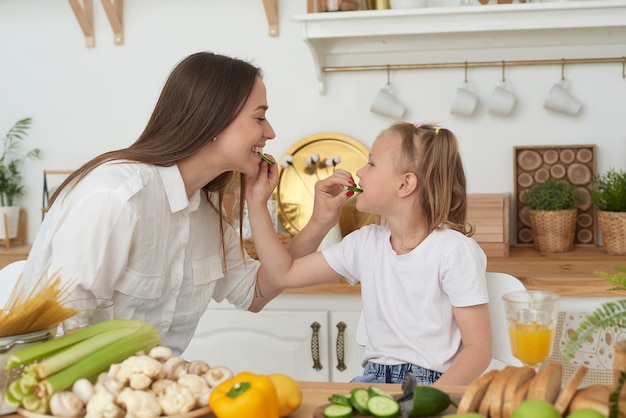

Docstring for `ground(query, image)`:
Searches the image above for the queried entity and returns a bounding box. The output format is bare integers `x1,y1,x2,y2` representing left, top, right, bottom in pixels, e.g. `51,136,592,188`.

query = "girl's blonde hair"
387,122,473,237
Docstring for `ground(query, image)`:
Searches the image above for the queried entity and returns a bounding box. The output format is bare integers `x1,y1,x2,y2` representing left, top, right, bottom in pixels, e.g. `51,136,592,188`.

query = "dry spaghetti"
0,269,78,337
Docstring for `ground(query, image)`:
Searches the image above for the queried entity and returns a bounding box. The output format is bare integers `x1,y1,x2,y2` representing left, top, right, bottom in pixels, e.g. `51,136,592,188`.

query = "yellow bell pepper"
209,371,280,418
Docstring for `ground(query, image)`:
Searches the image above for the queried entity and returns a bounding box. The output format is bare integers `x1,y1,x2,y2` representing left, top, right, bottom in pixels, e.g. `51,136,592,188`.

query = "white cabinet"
291,1,626,91
182,294,364,382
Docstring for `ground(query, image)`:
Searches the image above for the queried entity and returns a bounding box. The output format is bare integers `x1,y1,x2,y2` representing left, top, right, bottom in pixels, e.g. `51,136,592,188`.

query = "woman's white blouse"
22,162,260,354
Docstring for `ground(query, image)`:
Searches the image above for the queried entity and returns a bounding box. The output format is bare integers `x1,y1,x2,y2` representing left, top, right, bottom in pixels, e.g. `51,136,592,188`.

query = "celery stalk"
4,319,144,370
29,327,140,379
35,322,161,400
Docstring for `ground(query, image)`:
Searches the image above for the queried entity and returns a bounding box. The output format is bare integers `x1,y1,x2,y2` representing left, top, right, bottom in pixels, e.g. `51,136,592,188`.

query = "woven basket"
598,210,626,255
243,232,291,259
529,209,577,253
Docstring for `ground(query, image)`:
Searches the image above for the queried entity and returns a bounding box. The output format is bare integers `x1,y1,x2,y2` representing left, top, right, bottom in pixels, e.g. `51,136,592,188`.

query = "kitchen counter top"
2,382,464,418
284,246,626,297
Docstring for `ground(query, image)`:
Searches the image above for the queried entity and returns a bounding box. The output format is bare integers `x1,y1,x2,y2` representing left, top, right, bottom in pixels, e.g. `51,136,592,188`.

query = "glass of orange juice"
502,290,560,369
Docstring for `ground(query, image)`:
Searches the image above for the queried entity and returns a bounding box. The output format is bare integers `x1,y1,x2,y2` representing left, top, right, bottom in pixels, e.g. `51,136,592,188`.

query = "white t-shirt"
22,162,259,354
322,224,488,373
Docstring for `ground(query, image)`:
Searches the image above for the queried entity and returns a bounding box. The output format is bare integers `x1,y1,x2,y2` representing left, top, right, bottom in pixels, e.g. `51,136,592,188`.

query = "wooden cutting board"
312,393,463,417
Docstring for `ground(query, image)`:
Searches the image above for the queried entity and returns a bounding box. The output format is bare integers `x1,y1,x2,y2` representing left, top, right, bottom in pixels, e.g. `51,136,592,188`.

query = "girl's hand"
310,169,356,229
246,154,279,208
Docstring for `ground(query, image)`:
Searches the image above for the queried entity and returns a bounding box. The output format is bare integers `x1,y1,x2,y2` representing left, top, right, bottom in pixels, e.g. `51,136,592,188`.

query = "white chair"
485,271,526,370
0,260,27,308
354,271,526,371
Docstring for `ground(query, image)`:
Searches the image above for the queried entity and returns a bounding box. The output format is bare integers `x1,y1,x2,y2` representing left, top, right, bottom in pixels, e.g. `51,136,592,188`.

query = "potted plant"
0,117,40,239
521,177,578,253
592,168,626,255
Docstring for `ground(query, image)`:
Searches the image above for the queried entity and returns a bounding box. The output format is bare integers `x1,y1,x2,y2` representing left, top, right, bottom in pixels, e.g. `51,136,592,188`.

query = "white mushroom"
113,355,163,390
72,378,95,405
156,384,195,415
162,357,187,381
49,391,84,418
185,360,210,376
203,366,233,388
85,390,124,418
148,346,173,363
116,387,162,418
177,374,210,408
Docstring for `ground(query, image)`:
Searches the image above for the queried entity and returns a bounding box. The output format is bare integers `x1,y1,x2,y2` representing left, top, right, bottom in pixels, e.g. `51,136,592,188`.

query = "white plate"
17,405,213,418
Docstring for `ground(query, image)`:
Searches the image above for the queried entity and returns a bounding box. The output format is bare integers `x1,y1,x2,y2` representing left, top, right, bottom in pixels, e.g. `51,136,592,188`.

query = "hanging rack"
322,56,626,74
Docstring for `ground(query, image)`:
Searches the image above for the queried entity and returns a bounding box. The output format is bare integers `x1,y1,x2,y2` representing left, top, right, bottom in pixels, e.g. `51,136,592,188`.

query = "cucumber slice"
350,388,370,415
367,395,400,418
368,386,394,399
328,394,352,407
323,404,354,418
257,152,276,165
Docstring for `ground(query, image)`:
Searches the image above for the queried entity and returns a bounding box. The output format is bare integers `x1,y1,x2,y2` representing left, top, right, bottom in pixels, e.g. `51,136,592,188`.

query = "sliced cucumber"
323,404,354,418
367,395,400,418
257,151,276,165
328,394,353,407
350,388,371,415
367,386,394,399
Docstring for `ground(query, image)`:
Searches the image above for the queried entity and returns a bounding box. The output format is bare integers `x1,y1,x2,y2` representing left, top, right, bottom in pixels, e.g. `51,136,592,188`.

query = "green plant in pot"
592,168,626,255
521,177,578,253
0,117,40,239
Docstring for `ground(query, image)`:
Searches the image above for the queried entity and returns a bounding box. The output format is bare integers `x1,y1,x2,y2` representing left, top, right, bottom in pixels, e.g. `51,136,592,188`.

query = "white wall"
1,0,625,244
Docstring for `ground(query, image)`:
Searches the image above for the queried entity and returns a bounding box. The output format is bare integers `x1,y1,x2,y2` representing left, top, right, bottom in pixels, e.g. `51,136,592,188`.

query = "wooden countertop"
3,382,464,418
284,246,626,297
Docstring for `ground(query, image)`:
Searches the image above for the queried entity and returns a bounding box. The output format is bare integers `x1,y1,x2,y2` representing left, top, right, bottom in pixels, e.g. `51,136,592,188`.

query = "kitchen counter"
2,383,464,418
284,246,626,297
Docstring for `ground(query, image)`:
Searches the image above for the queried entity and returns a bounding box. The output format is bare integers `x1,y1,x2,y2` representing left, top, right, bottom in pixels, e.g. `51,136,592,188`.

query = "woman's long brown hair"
49,52,262,261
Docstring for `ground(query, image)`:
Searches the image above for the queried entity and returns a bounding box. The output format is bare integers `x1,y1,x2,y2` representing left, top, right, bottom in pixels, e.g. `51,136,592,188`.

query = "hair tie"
435,127,441,135
414,123,421,129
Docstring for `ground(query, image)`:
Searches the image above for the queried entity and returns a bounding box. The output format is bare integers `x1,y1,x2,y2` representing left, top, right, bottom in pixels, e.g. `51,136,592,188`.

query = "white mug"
488,82,516,116
450,82,479,117
370,85,406,119
543,80,582,116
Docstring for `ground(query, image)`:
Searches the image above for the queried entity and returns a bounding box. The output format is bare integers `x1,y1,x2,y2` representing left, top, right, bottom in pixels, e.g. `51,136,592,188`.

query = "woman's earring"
212,137,217,142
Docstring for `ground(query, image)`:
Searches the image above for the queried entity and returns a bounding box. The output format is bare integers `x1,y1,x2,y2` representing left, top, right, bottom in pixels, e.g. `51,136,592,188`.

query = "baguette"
480,366,517,418
501,366,536,418
457,369,499,414
568,384,611,417
554,365,588,415
526,362,562,404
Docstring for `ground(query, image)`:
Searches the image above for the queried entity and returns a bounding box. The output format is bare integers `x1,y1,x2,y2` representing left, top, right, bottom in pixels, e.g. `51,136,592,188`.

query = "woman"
22,52,351,354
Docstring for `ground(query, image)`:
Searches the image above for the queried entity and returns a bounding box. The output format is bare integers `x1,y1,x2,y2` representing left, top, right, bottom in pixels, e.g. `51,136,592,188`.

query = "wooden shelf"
292,0,626,92
285,246,626,297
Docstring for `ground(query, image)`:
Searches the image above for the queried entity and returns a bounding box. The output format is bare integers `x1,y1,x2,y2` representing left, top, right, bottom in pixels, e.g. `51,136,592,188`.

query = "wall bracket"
263,0,279,37
68,0,95,47
101,0,124,45
68,0,124,47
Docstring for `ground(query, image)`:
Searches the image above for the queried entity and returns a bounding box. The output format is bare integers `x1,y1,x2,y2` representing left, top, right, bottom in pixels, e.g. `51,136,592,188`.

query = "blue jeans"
351,362,442,385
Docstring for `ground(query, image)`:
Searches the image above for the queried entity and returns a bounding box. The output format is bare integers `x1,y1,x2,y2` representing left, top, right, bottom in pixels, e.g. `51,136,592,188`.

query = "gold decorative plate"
276,132,376,237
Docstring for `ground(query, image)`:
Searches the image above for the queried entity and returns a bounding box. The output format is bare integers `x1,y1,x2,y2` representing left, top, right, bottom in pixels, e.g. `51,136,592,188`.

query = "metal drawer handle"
336,321,347,371
311,321,322,371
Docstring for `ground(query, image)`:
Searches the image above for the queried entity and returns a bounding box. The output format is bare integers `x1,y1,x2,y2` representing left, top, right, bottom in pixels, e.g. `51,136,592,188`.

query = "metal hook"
464,61,468,83
561,58,566,80
501,60,506,83
386,64,391,86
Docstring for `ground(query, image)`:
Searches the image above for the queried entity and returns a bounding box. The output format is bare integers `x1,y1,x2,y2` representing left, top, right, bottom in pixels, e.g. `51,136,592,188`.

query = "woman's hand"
245,154,279,209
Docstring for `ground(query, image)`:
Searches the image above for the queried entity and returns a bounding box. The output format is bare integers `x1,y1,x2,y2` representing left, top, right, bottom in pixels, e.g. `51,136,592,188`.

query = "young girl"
246,122,492,386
